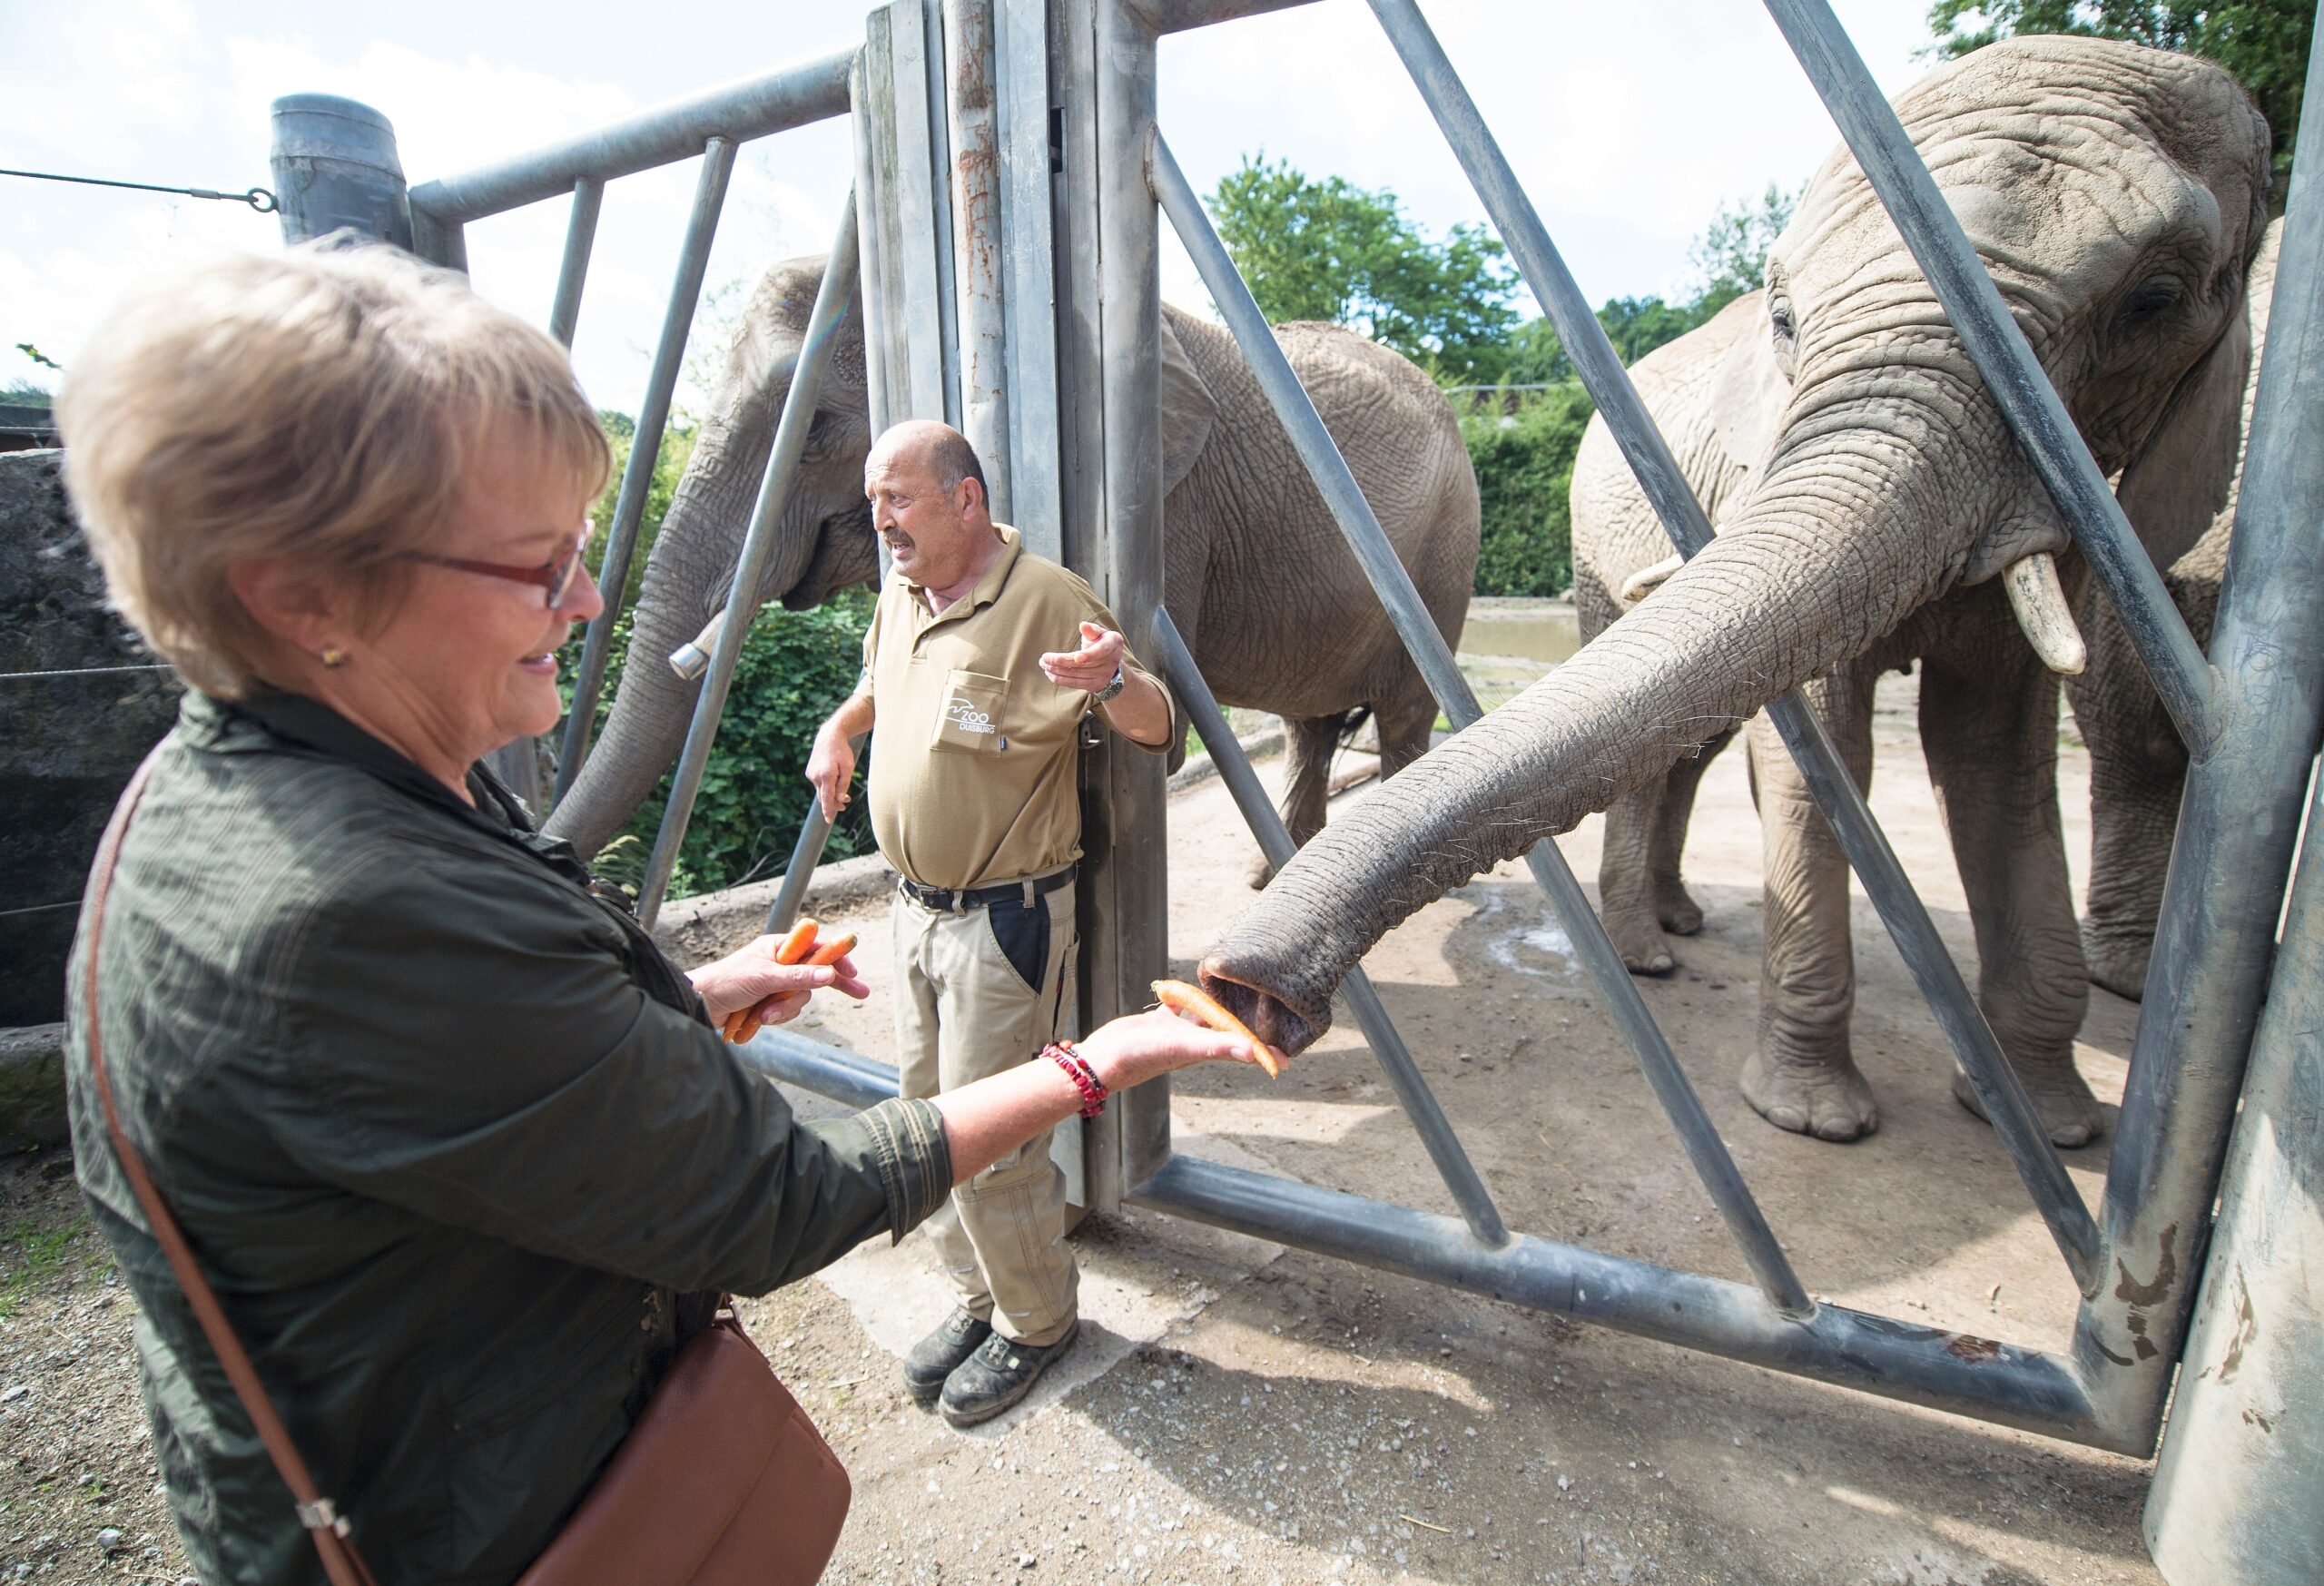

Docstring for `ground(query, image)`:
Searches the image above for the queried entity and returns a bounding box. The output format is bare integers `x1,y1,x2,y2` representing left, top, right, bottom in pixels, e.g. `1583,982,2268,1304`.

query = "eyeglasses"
402,529,592,610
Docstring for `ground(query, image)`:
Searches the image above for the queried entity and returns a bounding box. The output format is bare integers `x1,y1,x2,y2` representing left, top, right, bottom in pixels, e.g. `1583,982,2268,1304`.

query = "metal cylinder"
268,94,412,250
943,0,1013,517
2143,769,2324,1581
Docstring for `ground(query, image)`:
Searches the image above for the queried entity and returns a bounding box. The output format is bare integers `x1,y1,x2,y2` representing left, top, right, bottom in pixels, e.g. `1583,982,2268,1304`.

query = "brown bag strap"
82,747,381,1586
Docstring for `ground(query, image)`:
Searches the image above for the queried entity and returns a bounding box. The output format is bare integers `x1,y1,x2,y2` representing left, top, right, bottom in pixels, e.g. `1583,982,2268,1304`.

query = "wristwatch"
1092,665,1127,704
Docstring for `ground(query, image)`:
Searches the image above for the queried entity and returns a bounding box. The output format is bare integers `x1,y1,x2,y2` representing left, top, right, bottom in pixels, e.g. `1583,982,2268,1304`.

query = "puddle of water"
1457,602,1581,665
1469,884,1578,976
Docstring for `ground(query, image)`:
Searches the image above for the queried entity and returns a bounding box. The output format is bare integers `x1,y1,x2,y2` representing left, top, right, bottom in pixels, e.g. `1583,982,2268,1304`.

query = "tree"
1206,155,1520,384
1926,2,2313,192
1689,182,1801,313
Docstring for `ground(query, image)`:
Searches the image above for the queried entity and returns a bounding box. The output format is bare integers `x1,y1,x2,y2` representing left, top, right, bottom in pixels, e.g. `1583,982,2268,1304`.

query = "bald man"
807,421,1177,1425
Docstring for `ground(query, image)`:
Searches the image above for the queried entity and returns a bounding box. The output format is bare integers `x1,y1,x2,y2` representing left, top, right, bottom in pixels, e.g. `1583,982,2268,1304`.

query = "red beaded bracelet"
1045,1040,1107,1117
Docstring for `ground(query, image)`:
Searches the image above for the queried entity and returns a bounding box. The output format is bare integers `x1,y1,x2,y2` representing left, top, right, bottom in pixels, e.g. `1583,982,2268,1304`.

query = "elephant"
1191,38,2272,1154
545,258,1481,881
2069,218,2280,999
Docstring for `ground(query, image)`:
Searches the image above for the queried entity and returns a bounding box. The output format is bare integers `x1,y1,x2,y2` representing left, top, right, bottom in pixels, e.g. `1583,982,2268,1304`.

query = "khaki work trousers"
892,880,1078,1345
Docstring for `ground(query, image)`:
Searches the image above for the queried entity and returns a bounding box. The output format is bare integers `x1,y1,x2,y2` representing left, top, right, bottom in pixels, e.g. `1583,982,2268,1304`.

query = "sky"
0,1,1932,416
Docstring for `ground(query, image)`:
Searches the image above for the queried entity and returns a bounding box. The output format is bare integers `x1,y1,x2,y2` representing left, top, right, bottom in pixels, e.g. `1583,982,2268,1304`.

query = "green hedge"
1460,386,1594,596
570,592,876,902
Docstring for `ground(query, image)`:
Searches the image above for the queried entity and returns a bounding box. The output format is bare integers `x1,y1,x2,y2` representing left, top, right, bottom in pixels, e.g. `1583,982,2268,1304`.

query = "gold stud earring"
319,645,347,669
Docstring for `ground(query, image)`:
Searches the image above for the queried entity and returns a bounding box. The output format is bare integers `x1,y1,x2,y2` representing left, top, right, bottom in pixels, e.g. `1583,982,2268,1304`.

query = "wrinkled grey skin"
1196,39,2270,1153
2068,219,2280,999
546,260,1479,870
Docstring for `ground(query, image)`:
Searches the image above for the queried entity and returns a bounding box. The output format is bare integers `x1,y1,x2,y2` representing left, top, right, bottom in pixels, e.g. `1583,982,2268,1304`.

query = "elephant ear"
1158,314,1218,497
1705,310,1788,479
2113,296,2251,569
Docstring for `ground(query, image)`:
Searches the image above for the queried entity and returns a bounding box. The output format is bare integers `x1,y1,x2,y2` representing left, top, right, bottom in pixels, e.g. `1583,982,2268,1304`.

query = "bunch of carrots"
721,918,857,1043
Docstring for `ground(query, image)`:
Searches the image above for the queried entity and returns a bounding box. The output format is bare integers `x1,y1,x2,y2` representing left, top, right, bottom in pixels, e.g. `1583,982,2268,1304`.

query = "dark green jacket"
65,692,950,1585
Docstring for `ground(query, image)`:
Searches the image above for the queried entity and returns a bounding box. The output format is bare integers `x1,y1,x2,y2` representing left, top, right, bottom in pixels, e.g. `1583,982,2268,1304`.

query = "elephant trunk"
547,389,811,858
1197,408,1996,1052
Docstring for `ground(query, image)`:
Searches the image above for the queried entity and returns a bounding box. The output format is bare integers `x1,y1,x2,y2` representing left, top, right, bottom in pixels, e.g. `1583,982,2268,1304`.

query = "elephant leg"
1600,781,1682,976
1740,672,1881,1142
1249,714,1344,889
1371,689,1439,781
1650,726,1732,937
1921,652,2102,1147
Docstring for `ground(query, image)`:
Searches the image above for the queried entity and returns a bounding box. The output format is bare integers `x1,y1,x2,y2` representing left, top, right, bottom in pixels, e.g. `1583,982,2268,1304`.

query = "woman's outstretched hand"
689,934,871,1027
1075,1007,1285,1091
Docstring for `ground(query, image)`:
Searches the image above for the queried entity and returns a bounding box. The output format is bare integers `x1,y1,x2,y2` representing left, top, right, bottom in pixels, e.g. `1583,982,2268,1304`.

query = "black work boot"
939,1319,1079,1428
903,1307,993,1404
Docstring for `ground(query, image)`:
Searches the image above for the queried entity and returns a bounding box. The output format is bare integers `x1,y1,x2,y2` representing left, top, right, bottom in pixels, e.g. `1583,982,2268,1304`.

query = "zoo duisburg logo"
945,696,997,734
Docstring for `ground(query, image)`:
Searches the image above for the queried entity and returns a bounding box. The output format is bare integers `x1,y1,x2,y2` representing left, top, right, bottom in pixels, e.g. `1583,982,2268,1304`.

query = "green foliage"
571,590,875,900
589,410,699,608
1460,388,1595,596
1206,155,1521,384
1926,2,2313,192
1689,182,1801,313
566,405,867,901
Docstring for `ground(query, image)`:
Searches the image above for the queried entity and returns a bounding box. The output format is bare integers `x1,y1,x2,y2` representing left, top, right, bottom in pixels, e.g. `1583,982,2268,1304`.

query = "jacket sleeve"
251,849,951,1297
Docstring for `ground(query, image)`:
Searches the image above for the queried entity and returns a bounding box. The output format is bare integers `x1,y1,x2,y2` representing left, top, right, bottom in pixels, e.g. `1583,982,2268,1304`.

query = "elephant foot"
1951,1059,2103,1148
1605,909,1677,976
2081,923,2151,1001
1655,878,1705,937
1741,1047,1879,1142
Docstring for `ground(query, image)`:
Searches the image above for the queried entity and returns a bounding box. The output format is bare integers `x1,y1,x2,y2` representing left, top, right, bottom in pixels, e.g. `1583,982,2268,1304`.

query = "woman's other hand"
689,935,871,1027
1075,1008,1283,1093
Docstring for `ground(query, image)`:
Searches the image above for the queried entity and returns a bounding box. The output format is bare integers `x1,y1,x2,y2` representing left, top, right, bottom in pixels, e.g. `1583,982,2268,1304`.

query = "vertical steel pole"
553,137,739,805
1085,0,1170,1197
636,192,861,929
2144,776,2324,1582
547,176,604,348
996,0,1066,559
268,94,413,250
2080,25,2324,1451
944,0,1014,517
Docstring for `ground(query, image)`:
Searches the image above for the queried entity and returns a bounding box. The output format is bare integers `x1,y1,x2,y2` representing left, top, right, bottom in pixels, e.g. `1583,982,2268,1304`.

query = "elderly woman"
56,243,1264,1586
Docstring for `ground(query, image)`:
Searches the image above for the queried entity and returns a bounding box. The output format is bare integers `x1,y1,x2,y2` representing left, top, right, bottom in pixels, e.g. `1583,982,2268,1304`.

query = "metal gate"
270,0,2324,1518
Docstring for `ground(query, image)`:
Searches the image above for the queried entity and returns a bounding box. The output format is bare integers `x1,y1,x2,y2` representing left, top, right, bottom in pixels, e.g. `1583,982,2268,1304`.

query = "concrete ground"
0,668,2165,1585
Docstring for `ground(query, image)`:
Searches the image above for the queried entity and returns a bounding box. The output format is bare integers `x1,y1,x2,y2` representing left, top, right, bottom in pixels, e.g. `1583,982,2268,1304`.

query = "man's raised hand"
1039,621,1126,694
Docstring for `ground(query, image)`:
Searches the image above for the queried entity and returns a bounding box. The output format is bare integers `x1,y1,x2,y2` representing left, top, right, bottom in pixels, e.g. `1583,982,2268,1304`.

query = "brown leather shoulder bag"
81,750,852,1586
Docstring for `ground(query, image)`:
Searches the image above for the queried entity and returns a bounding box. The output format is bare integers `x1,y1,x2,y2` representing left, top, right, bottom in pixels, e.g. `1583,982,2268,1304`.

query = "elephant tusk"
2003,553,2087,675
1619,552,1687,606
668,610,728,681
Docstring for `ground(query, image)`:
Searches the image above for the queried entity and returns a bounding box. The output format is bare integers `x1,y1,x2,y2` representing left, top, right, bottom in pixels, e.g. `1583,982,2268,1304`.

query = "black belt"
897,864,1077,913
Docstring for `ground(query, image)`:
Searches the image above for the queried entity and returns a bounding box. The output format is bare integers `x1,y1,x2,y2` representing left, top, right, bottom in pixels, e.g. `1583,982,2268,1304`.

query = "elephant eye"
1769,300,1797,345
2117,278,2182,326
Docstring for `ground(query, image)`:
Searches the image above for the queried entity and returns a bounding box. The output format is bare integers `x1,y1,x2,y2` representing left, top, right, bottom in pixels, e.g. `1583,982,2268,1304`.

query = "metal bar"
546,177,603,348
1152,132,1811,1315
715,1017,2111,1451
945,0,1014,517
731,1027,901,1113
887,1,954,421
1092,0,1172,1197
1363,0,2100,1290
268,94,411,249
636,190,861,928
923,0,964,425
409,50,852,223
851,50,900,439
996,0,1065,557
553,138,738,806
1128,0,1319,33
1130,1156,2118,1450
760,732,872,937
407,201,467,272
1759,0,2218,754
1155,609,1509,1246
2144,763,2324,1582
2078,28,2324,1451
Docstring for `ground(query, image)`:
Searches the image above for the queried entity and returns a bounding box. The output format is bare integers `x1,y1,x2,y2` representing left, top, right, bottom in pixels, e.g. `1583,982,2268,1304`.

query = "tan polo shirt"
860,524,1174,891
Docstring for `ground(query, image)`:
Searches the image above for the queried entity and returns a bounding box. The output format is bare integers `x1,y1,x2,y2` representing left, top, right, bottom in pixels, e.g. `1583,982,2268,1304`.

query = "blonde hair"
57,241,611,698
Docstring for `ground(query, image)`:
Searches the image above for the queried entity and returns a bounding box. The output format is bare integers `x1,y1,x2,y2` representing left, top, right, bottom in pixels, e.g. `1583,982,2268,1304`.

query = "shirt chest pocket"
932,668,1009,754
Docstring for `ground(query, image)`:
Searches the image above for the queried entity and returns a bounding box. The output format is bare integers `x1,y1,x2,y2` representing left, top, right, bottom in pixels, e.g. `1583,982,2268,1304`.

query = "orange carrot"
722,1008,750,1043
805,931,858,967
773,919,822,965
1151,979,1280,1078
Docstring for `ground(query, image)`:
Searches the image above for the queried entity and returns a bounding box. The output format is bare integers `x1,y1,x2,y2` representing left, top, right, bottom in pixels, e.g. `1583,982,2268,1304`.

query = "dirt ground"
0,669,2164,1586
